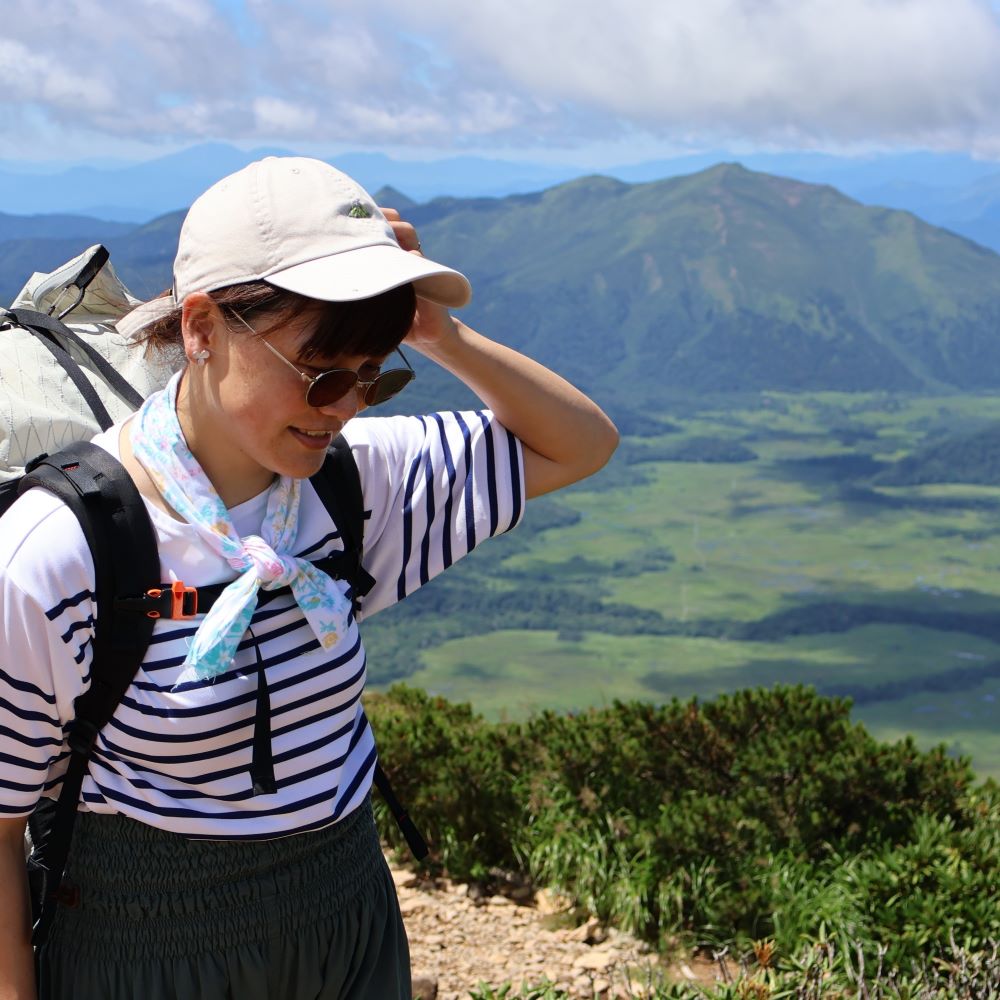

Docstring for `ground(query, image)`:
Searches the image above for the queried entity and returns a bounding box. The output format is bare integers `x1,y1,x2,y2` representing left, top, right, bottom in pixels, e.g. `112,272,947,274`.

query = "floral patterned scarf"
130,372,352,682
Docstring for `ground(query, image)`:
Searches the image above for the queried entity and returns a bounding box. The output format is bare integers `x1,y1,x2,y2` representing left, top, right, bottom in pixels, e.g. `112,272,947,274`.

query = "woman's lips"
290,427,334,450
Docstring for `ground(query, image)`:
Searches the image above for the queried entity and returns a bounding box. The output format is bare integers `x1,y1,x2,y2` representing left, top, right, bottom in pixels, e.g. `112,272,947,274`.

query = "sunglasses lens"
306,371,359,408
364,369,415,407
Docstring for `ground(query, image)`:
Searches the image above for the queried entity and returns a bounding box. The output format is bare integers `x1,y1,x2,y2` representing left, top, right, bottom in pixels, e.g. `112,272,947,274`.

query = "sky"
4,0,1000,167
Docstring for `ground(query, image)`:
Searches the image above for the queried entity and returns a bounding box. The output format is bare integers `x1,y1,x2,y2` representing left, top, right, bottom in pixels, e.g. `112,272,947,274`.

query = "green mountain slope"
409,164,1000,405
5,164,1000,408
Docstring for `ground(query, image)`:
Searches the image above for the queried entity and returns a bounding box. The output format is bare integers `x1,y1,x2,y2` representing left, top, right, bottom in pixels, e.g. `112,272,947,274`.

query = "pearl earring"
192,349,210,365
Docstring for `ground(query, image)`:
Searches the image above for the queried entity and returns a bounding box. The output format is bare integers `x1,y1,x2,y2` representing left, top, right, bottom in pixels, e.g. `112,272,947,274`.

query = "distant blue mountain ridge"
0,143,999,253
4,163,1000,420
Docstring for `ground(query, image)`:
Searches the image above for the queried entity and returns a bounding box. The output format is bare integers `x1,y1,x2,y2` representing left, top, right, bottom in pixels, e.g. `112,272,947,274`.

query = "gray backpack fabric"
1,246,183,481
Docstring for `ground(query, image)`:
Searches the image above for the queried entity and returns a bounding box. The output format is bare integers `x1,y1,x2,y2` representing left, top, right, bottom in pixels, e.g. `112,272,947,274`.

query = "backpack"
0,249,427,952
0,244,182,486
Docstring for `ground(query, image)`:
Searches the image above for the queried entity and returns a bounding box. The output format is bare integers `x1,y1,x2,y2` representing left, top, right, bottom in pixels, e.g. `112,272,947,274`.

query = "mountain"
0,212,134,242
5,164,1000,412
0,144,579,222
404,164,1000,405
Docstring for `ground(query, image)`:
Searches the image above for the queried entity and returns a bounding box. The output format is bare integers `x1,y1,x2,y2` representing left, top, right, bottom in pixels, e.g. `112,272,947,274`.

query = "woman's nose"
316,387,364,420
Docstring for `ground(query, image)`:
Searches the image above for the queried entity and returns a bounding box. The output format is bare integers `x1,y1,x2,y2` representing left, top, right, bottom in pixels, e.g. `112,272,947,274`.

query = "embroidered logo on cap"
348,202,372,219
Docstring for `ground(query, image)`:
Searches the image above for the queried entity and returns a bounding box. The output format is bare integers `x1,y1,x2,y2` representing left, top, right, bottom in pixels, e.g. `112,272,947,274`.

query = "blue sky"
4,0,1000,167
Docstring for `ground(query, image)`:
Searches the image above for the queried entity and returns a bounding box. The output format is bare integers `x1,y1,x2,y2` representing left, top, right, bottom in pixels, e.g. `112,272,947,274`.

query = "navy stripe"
44,588,92,621
432,413,457,570
0,750,50,771
0,775,44,794
98,715,355,782
134,613,321,691
0,667,56,705
109,653,365,740
83,772,345,822
96,735,357,803
43,774,67,793
59,615,93,645
478,412,499,535
0,723,62,750
419,428,436,587
143,600,297,657
0,694,60,727
73,636,91,665
455,412,477,552
505,428,523,531
296,531,341,559
397,420,427,601
184,805,370,841
118,635,361,718
334,743,376,815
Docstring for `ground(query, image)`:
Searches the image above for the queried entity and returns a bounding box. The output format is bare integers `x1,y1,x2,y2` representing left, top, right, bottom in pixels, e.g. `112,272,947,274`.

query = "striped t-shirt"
0,409,523,839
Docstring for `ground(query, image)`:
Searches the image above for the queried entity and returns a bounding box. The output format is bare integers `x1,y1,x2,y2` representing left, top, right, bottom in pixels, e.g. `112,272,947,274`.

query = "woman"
0,157,618,999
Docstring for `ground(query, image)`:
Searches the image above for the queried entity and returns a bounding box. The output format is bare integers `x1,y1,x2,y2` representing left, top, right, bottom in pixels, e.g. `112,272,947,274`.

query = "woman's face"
180,299,386,504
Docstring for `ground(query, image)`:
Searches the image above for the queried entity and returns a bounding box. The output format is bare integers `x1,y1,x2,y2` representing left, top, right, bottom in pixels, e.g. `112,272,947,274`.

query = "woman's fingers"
379,208,422,254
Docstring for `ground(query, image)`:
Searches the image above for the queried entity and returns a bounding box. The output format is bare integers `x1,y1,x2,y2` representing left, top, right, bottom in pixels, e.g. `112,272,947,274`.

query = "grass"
366,390,1000,781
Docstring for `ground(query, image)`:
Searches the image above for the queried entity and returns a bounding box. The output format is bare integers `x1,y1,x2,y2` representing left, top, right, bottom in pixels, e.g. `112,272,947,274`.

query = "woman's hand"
379,205,618,498
380,208,459,351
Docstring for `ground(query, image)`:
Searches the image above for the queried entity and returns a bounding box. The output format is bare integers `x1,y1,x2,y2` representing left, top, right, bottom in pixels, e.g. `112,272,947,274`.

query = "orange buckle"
145,580,198,619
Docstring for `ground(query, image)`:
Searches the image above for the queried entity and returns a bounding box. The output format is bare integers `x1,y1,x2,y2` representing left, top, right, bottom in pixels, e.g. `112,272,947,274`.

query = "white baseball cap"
119,156,471,337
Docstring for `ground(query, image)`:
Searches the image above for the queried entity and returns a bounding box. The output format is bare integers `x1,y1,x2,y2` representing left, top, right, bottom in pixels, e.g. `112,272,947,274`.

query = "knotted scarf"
130,372,352,683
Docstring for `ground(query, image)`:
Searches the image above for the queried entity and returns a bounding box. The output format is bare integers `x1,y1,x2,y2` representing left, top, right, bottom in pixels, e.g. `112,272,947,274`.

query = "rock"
535,887,572,915
572,948,617,971
411,974,438,999
391,868,420,889
568,916,608,944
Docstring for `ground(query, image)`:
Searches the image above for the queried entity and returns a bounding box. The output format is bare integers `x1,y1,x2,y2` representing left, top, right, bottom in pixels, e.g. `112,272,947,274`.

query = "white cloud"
3,0,1000,156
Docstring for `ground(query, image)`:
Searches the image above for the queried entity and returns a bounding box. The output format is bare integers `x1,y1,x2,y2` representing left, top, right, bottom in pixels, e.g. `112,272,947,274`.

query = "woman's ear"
180,292,223,359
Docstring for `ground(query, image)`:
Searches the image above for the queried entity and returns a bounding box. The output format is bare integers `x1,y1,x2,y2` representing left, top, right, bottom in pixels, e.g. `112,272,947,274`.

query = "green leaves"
367,683,998,988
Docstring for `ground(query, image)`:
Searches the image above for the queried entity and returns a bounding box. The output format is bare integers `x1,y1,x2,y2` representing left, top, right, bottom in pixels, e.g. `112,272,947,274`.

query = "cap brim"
264,244,472,308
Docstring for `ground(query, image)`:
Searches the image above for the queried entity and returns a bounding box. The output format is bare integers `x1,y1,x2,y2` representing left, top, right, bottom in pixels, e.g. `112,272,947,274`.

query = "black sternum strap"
247,627,276,796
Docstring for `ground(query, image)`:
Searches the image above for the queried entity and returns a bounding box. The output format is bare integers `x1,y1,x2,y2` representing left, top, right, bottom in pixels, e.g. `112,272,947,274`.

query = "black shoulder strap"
308,434,375,613
308,436,427,861
4,308,145,431
22,442,159,948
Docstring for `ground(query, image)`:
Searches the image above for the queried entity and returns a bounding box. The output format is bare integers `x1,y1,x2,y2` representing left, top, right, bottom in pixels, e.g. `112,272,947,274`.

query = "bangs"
298,283,417,361
217,280,417,362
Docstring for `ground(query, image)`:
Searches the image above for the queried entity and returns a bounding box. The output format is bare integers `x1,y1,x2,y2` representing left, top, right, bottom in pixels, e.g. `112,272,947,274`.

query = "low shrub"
365,684,996,977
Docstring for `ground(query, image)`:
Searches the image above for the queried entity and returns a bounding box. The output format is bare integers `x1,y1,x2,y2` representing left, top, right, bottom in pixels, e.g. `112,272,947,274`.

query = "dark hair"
135,281,417,360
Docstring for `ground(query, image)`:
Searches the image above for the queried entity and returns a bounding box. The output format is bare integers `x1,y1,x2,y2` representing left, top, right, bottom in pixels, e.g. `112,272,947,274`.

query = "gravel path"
389,858,717,999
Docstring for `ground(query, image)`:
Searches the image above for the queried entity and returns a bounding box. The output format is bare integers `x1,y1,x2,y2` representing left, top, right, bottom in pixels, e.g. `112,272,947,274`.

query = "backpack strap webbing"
309,435,376,614
6,308,145,414
3,311,113,431
311,436,427,862
22,442,159,949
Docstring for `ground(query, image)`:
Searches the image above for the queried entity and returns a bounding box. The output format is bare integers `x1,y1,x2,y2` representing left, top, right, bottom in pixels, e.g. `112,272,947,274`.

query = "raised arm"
383,211,619,499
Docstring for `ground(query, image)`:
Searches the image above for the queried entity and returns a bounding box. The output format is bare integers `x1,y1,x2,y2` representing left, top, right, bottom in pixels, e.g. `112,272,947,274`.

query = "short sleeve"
0,491,94,816
343,410,525,619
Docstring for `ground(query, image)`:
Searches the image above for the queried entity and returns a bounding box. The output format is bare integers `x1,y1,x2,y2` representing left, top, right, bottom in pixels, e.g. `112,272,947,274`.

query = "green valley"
364,389,1000,781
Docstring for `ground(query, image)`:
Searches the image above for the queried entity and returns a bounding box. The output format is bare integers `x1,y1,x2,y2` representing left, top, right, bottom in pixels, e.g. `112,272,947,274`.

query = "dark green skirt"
38,798,410,1000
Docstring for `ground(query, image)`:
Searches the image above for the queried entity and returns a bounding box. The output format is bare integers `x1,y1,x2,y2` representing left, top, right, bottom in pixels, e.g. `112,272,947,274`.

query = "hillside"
408,165,1000,405
5,164,1000,411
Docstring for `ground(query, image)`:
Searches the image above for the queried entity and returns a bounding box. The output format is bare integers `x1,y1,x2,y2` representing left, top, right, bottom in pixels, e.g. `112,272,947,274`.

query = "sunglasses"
230,312,415,408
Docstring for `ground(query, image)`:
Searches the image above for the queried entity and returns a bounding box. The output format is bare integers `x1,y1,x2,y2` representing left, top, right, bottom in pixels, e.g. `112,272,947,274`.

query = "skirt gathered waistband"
45,800,384,962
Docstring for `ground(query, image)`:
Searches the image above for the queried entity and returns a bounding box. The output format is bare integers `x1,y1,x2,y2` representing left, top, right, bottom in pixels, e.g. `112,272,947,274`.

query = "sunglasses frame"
229,310,416,408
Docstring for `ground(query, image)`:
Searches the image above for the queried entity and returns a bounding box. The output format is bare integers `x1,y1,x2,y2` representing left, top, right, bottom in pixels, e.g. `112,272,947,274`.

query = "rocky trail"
389,858,719,1000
